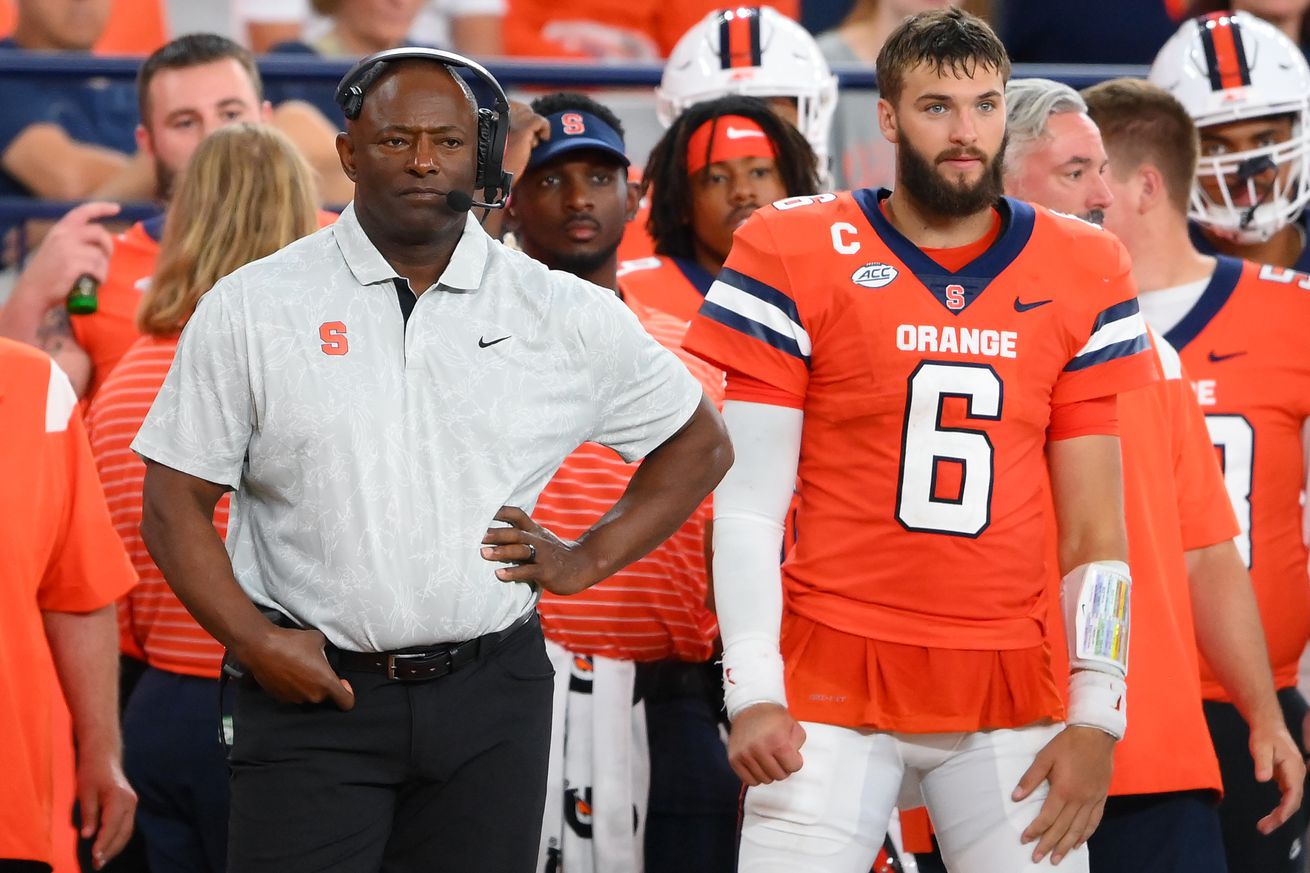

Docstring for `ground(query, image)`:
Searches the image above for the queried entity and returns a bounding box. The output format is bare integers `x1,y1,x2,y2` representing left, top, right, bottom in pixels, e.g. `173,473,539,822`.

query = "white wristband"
1066,670,1127,740
722,636,788,720
1062,560,1131,679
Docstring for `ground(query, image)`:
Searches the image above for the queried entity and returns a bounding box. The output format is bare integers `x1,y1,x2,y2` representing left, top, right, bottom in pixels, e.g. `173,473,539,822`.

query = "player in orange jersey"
1085,76,1310,873
682,10,1158,871
506,92,736,873
1005,75,1302,873
621,95,820,322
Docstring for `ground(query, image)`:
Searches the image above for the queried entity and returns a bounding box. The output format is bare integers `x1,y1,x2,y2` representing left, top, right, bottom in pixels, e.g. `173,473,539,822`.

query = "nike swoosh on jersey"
725,127,766,140
1207,350,1247,363
478,335,512,348
1013,297,1053,312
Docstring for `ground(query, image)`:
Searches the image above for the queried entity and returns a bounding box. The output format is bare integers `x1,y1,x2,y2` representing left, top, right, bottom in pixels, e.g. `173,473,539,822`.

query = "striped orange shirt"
87,334,229,678
534,294,725,661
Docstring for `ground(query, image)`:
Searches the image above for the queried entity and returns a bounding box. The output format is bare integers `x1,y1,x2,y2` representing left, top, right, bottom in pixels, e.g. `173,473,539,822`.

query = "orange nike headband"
686,115,777,176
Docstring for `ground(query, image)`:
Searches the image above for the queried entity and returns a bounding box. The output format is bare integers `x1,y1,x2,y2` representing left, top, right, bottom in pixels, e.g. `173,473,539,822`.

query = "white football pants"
739,721,1089,873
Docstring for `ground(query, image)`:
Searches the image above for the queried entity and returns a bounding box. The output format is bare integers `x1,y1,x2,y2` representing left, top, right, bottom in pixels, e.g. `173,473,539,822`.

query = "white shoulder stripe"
705,280,813,357
1147,325,1183,381
1074,310,1148,359
45,358,77,433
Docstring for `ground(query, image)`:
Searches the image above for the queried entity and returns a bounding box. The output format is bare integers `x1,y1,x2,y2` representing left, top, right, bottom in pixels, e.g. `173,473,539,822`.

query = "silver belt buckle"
386,651,448,680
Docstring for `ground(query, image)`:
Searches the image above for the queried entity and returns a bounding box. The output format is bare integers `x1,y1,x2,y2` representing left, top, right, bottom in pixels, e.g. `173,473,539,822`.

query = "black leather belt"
332,611,537,681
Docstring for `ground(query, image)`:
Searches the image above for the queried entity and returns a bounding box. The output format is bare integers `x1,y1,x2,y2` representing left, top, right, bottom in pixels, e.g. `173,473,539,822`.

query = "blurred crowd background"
1,0,1304,235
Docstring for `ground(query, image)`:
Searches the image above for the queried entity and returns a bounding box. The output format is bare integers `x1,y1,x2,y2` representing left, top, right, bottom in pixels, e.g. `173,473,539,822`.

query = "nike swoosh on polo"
1013,297,1053,312
725,127,766,140
1207,350,1247,363
478,335,512,348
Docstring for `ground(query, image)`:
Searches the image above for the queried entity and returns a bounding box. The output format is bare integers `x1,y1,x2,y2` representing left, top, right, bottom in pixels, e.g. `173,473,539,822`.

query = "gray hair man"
1002,78,1114,225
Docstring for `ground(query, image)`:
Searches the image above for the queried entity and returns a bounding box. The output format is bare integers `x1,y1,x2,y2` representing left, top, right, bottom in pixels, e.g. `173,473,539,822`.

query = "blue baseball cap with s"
526,110,630,170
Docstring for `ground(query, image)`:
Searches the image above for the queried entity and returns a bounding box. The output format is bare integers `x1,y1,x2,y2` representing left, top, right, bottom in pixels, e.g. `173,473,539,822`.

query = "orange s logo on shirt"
320,321,348,356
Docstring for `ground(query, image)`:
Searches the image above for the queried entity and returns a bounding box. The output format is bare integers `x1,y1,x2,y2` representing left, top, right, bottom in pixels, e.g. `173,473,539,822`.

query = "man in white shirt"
134,50,730,873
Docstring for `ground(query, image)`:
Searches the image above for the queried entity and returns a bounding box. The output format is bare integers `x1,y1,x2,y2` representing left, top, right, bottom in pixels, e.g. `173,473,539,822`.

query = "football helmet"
656,7,837,173
1149,11,1310,243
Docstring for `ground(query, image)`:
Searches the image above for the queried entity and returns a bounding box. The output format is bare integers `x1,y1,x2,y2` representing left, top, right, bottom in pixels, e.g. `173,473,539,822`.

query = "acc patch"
851,262,898,289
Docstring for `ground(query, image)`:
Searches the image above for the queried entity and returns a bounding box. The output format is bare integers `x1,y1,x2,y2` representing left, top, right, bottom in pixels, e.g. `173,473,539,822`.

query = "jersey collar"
1161,255,1244,352
852,188,1035,316
670,257,716,298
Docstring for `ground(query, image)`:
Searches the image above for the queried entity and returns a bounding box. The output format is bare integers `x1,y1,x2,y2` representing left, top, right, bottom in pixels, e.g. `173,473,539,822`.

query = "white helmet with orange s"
657,7,837,178
1149,10,1310,243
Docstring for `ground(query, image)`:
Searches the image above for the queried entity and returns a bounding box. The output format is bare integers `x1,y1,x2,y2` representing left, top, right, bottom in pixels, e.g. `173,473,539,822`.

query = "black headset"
335,47,513,208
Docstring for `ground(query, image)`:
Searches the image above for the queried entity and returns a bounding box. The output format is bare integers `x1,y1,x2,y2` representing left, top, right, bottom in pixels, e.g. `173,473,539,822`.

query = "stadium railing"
0,51,1150,89
0,52,1149,261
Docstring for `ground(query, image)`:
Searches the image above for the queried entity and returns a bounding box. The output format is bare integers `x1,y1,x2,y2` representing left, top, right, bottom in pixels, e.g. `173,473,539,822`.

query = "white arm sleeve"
713,399,803,719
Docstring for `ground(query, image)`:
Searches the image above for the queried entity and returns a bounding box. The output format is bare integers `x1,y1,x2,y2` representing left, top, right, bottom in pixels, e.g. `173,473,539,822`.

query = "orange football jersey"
683,190,1157,656
1144,256,1310,699
618,254,715,322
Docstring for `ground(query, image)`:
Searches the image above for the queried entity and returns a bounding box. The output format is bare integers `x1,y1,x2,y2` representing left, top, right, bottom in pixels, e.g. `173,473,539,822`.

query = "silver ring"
525,543,537,563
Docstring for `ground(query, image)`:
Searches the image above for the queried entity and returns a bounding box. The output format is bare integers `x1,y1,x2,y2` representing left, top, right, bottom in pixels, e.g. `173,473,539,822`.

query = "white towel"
537,639,649,873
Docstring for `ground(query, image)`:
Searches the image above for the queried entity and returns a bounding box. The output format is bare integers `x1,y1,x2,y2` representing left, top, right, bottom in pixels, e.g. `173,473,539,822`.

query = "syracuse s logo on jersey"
945,284,967,310
851,262,899,289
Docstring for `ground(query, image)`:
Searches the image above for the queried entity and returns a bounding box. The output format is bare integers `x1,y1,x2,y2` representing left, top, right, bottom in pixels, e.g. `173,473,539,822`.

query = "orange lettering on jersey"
320,321,349,356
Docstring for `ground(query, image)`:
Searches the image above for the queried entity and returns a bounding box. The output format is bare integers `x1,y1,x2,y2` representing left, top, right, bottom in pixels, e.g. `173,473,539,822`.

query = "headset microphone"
445,189,511,213
446,190,474,213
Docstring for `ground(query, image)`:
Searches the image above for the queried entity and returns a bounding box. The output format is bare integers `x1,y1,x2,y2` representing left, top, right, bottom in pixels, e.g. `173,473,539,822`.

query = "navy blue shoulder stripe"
700,300,810,363
716,266,802,324
1091,297,1141,332
1063,334,1150,372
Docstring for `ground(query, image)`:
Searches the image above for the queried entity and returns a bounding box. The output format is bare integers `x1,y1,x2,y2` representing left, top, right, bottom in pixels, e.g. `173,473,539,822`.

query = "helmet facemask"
1193,109,1310,243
